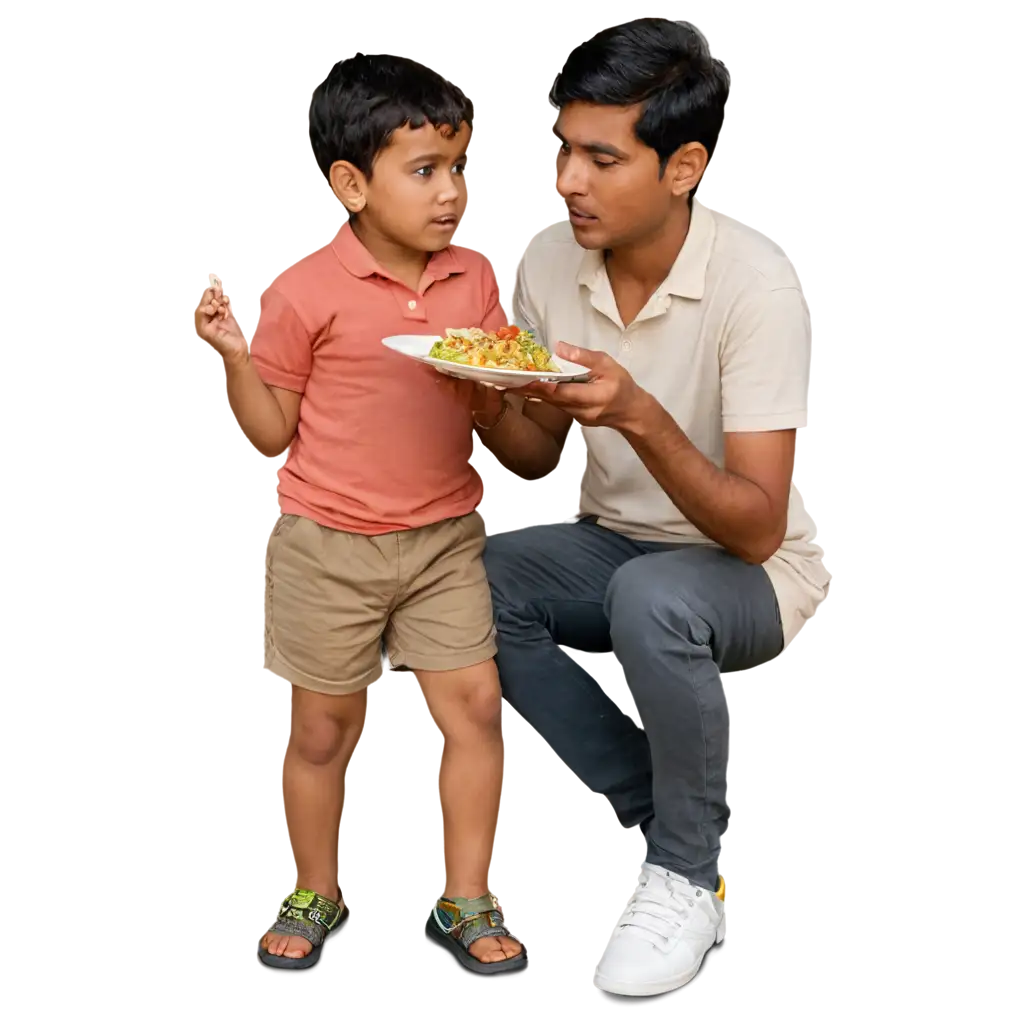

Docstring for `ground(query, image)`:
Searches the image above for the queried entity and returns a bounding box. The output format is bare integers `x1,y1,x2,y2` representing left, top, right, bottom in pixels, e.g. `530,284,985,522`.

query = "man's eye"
594,160,615,169
559,143,571,156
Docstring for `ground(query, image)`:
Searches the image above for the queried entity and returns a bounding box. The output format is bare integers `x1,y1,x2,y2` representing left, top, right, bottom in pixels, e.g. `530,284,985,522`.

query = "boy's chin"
421,220,459,248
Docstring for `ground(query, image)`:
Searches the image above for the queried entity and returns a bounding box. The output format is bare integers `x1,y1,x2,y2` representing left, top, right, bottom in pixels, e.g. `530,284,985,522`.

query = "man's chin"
568,221,608,250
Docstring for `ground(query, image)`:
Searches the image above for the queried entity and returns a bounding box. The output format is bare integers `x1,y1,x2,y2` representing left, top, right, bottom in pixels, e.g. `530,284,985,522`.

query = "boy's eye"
415,166,434,177
453,163,467,176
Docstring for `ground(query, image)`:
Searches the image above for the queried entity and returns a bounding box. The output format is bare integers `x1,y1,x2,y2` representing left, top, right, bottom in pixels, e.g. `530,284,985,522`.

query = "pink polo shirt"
250,223,506,534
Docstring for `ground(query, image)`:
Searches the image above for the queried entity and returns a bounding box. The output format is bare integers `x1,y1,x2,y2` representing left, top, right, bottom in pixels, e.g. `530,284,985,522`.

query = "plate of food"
382,326,591,386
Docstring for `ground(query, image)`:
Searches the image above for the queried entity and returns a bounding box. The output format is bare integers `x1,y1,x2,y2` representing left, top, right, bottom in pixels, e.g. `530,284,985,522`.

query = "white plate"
382,334,591,386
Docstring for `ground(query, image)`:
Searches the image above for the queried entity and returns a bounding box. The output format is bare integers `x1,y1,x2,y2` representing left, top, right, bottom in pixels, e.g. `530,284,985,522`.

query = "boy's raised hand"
195,274,247,363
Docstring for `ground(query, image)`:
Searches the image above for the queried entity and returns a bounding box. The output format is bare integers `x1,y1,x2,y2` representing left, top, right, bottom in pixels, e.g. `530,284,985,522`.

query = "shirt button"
621,339,633,352
408,300,417,310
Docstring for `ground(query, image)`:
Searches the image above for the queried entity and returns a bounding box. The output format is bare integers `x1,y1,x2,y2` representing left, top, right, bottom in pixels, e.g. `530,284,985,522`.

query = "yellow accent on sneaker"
715,876,726,901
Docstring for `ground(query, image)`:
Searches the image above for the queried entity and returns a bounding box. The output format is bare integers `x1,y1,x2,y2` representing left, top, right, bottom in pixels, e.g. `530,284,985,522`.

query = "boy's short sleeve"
479,257,508,332
250,287,313,394
720,285,811,432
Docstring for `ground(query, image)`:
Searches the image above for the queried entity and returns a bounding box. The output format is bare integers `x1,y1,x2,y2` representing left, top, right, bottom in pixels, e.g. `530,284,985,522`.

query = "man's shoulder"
705,206,802,292
522,220,583,266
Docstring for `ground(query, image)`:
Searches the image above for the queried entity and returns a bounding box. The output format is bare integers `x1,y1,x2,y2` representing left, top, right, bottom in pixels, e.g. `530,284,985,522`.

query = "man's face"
552,101,712,251
554,102,675,251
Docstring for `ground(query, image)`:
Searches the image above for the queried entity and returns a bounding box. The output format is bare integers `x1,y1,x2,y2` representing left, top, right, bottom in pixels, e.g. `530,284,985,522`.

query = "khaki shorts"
264,511,496,695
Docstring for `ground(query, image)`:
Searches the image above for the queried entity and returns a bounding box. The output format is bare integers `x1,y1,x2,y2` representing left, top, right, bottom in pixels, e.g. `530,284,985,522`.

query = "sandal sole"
257,906,349,970
424,913,528,975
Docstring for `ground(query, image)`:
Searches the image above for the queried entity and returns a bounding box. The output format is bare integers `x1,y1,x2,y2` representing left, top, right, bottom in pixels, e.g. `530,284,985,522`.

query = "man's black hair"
550,19,730,193
310,54,473,180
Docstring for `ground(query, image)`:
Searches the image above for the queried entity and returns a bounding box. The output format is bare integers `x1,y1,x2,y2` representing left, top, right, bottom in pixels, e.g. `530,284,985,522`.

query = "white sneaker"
593,863,726,997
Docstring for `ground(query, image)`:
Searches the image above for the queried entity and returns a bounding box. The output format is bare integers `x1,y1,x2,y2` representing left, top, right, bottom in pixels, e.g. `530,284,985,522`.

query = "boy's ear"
329,160,368,213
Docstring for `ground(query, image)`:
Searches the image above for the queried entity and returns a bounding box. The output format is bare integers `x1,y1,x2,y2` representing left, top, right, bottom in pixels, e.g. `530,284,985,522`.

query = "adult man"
474,18,830,997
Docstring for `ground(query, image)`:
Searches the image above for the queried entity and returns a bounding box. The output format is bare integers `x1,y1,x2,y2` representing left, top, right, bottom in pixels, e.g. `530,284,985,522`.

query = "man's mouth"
568,205,598,225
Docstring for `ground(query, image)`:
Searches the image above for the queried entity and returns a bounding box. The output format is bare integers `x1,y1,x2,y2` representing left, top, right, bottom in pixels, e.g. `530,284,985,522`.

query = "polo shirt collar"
331,222,465,285
576,199,716,301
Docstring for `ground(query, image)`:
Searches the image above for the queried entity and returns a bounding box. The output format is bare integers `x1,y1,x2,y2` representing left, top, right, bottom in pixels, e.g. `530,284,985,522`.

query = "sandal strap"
266,889,343,949
433,894,517,951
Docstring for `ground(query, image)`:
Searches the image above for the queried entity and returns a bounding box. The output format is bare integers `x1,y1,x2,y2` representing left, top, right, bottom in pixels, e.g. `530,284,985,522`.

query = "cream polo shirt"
512,199,830,645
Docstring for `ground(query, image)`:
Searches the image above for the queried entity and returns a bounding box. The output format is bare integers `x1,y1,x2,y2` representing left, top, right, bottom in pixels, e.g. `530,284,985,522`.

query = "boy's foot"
426,893,527,974
258,888,348,969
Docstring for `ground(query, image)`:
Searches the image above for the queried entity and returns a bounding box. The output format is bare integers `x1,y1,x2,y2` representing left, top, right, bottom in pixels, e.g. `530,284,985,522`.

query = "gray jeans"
484,519,784,889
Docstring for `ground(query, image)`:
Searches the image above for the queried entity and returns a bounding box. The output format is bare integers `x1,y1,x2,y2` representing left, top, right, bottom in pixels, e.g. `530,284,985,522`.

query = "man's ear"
667,142,709,198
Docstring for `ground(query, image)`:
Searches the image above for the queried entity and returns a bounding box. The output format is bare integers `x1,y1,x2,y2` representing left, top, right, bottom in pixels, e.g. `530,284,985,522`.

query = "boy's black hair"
549,19,730,194
309,54,473,181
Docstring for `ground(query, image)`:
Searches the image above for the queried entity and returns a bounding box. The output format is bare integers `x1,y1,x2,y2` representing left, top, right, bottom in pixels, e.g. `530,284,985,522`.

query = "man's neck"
606,201,692,294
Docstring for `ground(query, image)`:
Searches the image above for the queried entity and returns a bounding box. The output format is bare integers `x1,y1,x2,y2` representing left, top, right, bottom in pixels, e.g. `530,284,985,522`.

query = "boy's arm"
224,357,301,457
219,282,307,454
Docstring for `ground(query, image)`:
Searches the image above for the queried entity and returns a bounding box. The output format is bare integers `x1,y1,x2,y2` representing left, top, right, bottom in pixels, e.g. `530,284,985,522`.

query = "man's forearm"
224,354,293,457
622,394,784,564
475,400,562,479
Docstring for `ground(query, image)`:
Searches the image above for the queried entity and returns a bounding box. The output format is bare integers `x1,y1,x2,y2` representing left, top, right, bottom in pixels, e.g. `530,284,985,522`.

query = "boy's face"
554,102,703,251
358,122,470,252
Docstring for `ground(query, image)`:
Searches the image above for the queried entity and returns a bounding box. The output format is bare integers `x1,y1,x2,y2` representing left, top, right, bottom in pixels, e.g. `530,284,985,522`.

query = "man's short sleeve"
720,286,810,432
512,250,545,346
479,257,508,332
250,287,313,394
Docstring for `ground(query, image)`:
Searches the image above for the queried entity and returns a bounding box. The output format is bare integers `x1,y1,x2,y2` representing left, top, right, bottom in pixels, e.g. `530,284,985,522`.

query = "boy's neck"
351,218,431,293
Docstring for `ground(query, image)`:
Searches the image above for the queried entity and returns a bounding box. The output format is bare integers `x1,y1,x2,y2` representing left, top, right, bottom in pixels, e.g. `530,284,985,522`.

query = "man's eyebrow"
552,126,627,160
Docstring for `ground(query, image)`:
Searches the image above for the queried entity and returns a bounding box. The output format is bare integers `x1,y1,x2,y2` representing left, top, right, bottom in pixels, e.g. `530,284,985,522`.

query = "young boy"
193,53,525,974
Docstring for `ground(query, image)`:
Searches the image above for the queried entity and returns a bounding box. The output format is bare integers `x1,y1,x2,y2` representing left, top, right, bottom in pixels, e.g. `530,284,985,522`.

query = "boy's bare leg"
417,659,522,963
261,685,367,959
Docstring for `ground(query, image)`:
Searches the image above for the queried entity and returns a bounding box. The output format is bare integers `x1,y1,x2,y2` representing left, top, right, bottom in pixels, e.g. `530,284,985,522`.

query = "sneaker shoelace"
620,874,698,942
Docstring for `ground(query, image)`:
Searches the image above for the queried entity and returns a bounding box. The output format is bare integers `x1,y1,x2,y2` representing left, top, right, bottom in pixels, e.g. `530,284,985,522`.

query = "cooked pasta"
428,326,557,372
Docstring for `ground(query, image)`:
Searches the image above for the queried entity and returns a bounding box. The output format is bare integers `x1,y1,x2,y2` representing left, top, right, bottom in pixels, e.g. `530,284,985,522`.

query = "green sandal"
257,889,349,970
425,893,527,975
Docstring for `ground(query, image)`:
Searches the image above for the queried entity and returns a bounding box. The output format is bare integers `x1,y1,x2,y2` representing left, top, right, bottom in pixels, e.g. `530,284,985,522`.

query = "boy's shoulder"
444,243,497,278
265,238,343,304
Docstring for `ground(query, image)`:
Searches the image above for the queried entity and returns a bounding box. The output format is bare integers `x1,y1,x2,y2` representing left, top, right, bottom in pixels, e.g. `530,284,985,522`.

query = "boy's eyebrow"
552,125,627,160
404,151,469,166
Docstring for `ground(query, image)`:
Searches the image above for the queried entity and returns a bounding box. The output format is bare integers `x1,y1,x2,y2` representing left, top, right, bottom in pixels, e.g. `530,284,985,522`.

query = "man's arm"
623,396,793,564
473,395,572,479
523,341,797,565
472,247,574,478
522,282,809,563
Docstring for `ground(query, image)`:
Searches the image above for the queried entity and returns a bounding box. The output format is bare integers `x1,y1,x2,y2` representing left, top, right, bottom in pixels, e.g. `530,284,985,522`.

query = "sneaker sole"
593,937,729,999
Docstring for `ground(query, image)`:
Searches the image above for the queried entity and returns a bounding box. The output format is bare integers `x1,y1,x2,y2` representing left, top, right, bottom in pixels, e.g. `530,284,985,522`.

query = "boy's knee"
445,684,503,737
466,679,505,729
290,709,357,766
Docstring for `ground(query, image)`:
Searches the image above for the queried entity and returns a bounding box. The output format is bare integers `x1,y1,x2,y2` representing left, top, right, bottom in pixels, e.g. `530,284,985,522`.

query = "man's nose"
556,157,585,198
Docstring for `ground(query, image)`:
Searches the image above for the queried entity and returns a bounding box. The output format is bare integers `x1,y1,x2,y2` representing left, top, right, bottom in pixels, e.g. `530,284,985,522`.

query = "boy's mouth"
432,214,458,228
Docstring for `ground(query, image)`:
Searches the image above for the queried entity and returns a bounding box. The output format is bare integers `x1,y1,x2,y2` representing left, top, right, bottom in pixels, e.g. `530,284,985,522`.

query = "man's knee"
606,558,711,649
